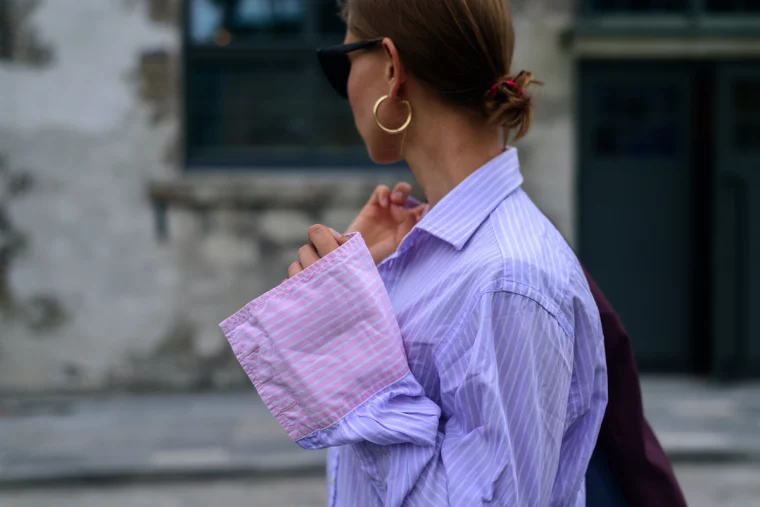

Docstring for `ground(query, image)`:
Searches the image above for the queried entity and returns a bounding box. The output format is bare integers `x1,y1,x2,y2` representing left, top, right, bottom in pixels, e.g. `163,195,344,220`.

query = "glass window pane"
186,55,313,162
317,0,346,36
706,0,760,13
591,78,686,159
732,77,760,154
733,79,760,114
587,0,689,13
189,0,306,44
734,120,760,153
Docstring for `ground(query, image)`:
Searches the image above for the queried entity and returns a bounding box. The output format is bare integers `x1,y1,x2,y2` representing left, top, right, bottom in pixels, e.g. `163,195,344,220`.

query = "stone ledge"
148,171,421,211
563,22,760,59
147,172,422,240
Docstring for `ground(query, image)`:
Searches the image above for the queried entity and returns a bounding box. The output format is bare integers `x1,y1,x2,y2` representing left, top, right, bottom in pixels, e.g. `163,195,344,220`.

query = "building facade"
0,0,756,393
569,0,760,379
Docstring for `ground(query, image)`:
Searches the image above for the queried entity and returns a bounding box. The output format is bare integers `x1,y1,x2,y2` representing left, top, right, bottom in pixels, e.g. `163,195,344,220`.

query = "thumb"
396,208,422,239
392,203,426,233
391,202,427,224
389,203,415,224
329,228,351,246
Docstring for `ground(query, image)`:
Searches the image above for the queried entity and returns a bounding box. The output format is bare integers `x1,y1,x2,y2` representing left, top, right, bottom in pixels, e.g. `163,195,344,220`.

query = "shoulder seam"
434,282,571,360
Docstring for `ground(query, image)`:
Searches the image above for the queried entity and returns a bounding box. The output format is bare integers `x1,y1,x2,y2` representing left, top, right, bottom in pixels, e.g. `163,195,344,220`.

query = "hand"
346,182,427,265
287,224,350,279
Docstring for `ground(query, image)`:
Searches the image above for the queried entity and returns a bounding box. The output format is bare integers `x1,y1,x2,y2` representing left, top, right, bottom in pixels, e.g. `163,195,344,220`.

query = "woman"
220,1,607,505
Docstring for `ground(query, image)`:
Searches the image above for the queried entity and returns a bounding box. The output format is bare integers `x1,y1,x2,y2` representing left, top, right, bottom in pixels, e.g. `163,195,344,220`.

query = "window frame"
579,0,760,19
181,0,375,171
575,0,760,42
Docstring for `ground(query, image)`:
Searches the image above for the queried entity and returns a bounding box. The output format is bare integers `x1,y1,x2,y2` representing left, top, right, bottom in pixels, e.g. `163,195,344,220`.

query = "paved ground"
675,464,760,507
2,377,759,484
0,392,325,483
640,377,760,460
0,465,759,507
1,377,760,506
0,477,328,507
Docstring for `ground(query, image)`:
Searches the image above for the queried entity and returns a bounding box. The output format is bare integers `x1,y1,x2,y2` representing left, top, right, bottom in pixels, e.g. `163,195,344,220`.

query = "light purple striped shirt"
221,149,607,506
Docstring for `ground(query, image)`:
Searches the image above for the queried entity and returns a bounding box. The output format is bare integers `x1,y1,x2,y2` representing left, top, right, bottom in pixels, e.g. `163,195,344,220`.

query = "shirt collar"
414,148,523,250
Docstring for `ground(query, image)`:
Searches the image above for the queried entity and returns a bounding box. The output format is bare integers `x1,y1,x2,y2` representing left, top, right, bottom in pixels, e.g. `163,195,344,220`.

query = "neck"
403,108,504,208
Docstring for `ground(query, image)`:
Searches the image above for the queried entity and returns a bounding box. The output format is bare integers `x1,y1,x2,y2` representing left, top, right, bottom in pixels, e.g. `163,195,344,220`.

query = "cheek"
345,62,402,163
347,73,373,133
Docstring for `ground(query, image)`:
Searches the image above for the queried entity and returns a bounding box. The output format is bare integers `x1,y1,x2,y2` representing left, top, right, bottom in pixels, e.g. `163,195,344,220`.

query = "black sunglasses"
316,40,382,99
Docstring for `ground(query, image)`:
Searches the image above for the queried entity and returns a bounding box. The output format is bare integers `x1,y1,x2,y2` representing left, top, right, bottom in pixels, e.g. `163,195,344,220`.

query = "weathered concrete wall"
0,0,576,393
0,0,233,392
512,0,577,239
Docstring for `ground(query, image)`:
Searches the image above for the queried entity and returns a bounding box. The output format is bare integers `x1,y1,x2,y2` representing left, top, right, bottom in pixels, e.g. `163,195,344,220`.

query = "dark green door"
579,62,695,371
712,63,760,379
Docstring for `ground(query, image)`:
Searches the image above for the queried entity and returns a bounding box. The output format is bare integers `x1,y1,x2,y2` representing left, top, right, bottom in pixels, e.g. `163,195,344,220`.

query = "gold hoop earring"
373,95,412,134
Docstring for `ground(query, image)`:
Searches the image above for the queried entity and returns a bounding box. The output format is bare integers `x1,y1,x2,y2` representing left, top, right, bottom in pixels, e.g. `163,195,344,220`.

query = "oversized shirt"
220,148,608,506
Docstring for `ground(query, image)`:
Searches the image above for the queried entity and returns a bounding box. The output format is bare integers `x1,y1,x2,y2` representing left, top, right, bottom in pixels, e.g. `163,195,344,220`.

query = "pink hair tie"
489,80,524,98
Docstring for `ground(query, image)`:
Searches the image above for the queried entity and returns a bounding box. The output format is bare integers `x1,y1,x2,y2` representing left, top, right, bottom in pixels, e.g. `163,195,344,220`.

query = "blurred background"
0,0,758,505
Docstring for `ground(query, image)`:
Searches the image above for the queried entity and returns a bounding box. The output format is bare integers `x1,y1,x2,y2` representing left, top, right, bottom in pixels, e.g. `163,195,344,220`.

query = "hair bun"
484,71,540,141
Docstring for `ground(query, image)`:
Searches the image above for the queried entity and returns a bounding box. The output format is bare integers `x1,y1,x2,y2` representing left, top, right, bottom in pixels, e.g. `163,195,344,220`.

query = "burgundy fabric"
584,269,688,507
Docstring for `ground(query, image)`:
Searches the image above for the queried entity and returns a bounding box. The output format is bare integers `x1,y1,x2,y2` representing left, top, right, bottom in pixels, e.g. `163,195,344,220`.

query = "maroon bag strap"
584,269,687,507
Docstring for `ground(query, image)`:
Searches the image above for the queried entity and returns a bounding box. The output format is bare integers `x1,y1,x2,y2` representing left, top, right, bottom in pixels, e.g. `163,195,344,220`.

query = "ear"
381,38,406,100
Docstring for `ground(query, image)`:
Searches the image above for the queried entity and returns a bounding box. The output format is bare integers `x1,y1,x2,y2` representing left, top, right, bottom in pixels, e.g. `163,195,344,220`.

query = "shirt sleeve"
219,234,440,447
220,236,606,506
429,288,606,506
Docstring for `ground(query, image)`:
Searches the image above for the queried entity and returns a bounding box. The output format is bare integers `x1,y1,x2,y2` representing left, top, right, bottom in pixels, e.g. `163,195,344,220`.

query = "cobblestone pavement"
0,464,759,507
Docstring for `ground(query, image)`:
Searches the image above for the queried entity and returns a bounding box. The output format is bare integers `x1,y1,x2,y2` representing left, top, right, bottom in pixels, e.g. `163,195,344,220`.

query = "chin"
366,144,404,165
368,151,400,165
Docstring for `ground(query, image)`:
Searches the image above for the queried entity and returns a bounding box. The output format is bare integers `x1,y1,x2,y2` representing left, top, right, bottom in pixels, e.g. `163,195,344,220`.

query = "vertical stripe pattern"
221,149,607,506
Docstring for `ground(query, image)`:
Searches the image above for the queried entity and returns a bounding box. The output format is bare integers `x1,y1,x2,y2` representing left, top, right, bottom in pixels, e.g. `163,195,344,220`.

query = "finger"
397,205,426,238
288,262,303,278
389,201,422,224
389,203,407,224
329,228,351,246
371,185,391,208
389,202,426,230
297,244,320,269
390,182,412,205
412,204,427,221
308,224,340,258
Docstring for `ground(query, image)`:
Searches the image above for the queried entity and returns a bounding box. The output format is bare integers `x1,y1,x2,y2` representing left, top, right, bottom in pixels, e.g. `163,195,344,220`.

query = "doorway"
578,61,712,374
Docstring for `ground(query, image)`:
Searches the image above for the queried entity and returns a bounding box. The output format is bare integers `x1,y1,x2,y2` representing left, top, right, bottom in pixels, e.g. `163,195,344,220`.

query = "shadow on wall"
0,0,54,67
107,317,247,392
0,155,68,334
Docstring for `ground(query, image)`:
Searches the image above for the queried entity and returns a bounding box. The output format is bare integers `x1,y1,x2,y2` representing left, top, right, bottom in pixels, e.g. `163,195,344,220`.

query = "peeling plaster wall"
0,0,252,392
0,0,577,393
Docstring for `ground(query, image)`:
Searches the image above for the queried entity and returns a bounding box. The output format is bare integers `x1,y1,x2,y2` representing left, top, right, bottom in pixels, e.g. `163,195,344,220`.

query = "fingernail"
329,228,342,239
380,195,389,207
392,192,404,201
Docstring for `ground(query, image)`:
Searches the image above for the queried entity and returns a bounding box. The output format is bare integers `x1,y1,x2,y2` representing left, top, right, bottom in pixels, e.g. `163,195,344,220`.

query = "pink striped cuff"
220,234,410,442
